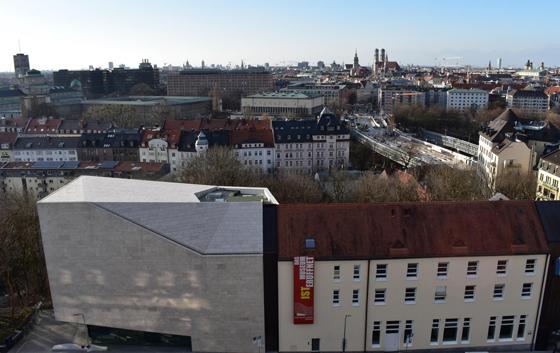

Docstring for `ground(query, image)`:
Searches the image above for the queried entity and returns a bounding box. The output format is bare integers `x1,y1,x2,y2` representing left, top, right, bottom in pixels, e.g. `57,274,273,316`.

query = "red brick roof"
277,201,548,260
230,129,274,147
545,86,560,96
141,128,181,148
26,117,62,133
235,118,271,131
0,132,17,145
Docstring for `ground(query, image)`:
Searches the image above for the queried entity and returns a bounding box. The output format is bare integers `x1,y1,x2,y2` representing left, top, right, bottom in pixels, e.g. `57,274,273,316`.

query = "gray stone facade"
38,177,270,353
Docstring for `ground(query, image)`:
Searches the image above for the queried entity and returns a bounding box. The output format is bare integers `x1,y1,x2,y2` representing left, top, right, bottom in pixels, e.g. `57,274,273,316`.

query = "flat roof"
82,96,211,106
245,92,321,99
39,175,278,204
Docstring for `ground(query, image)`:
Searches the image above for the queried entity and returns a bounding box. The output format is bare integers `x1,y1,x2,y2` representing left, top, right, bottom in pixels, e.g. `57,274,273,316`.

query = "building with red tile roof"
276,201,549,352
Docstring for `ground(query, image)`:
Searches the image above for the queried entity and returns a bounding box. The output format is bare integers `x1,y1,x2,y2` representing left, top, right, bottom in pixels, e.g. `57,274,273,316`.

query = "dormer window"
304,238,315,249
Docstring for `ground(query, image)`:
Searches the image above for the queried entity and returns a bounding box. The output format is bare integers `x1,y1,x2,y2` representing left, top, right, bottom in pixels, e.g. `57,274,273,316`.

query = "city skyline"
2,0,560,72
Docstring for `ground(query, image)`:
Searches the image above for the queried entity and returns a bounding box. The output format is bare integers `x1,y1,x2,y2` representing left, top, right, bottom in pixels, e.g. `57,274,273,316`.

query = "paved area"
352,115,473,167
9,311,188,353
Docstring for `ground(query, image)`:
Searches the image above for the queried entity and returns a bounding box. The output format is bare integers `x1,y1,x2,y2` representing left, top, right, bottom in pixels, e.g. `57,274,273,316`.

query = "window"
386,321,400,334
464,285,476,301
437,262,448,278
376,264,387,280
499,316,515,340
487,316,497,340
372,321,381,346
404,320,414,345
493,284,505,299
333,265,341,281
332,289,340,306
304,238,315,249
517,315,527,339
497,260,508,275
352,289,360,306
407,263,418,278
461,318,471,343
374,288,386,304
405,287,416,303
431,319,440,344
525,259,536,274
353,264,361,281
466,261,478,276
521,283,532,298
442,319,458,343
435,286,447,302
311,338,320,352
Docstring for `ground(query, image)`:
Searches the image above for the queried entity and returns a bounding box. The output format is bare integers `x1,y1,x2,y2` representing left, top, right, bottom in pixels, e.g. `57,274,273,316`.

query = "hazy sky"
1,0,559,72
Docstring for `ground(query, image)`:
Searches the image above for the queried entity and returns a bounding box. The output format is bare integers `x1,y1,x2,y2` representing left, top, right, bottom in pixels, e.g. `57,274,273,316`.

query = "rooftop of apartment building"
0,160,167,174
508,89,549,98
480,108,560,144
13,135,82,150
277,201,549,260
539,150,560,177
272,109,349,141
447,88,488,94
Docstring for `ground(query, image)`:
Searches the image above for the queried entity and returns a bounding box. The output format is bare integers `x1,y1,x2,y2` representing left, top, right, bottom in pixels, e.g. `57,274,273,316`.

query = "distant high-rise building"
201,60,205,69
353,50,359,69
167,68,273,109
13,53,30,78
497,57,502,71
53,59,159,97
108,61,114,70
317,61,325,69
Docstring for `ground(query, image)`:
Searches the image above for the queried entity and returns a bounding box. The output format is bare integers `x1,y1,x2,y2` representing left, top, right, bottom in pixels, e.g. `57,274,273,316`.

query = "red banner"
293,256,314,324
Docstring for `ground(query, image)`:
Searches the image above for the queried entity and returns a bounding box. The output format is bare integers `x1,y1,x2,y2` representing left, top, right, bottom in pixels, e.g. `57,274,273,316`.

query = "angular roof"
480,109,518,142
277,201,549,260
39,176,277,255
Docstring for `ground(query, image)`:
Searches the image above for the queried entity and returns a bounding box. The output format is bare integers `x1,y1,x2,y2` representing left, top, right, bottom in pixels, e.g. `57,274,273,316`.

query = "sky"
1,0,560,72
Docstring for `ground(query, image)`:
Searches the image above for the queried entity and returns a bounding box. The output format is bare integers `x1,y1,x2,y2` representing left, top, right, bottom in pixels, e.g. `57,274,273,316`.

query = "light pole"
73,312,90,347
342,314,351,352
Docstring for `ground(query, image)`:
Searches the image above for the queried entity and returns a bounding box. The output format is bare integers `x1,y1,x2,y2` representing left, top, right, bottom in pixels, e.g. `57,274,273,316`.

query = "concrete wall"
279,255,547,352
38,202,265,353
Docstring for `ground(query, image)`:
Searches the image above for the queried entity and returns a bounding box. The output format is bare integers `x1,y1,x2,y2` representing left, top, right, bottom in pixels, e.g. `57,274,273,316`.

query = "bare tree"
82,105,144,128
397,144,419,170
0,194,49,318
260,173,325,204
178,147,256,187
355,172,421,202
495,169,536,200
422,165,488,201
